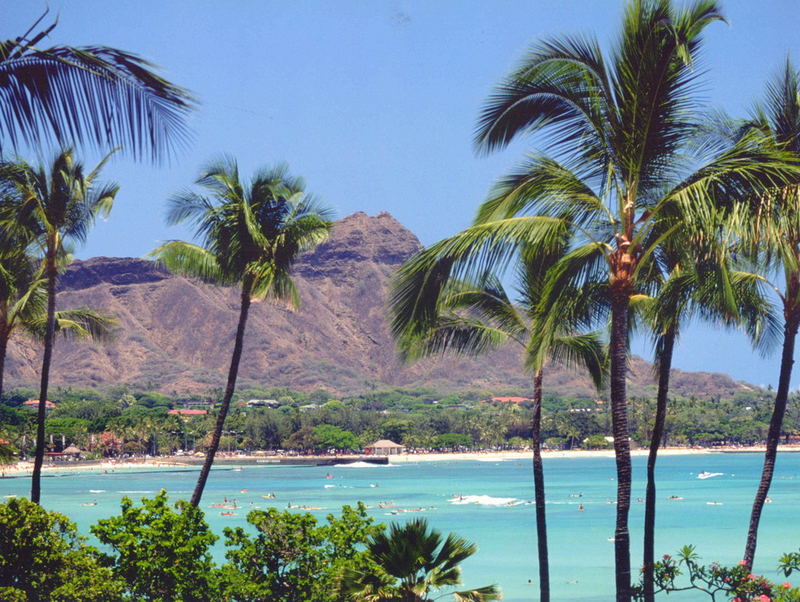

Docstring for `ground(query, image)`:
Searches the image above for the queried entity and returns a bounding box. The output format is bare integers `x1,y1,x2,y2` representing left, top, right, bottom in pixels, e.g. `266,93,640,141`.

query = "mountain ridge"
4,211,759,399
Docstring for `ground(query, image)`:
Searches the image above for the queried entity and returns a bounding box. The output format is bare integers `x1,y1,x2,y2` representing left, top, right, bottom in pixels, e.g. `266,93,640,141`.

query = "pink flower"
738,560,747,566
782,582,792,589
754,595,771,601
747,573,758,580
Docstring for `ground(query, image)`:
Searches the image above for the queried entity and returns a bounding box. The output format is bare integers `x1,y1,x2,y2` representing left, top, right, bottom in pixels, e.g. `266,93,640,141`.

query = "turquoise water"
2,452,799,601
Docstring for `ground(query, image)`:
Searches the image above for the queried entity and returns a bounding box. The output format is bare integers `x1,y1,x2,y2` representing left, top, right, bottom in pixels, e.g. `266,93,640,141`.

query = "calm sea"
2,452,798,601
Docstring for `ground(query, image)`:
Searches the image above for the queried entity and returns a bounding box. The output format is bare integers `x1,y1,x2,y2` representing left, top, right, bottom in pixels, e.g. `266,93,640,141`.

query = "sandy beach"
6,444,799,477
4,445,779,477
387,447,721,463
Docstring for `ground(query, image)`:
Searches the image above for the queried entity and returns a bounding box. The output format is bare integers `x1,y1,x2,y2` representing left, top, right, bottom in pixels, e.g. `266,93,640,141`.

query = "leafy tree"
151,159,332,506
1,149,118,503
91,490,218,601
583,434,612,449
0,497,123,601
220,502,381,602
342,517,501,602
434,432,473,449
0,11,194,161
313,424,360,451
380,418,413,443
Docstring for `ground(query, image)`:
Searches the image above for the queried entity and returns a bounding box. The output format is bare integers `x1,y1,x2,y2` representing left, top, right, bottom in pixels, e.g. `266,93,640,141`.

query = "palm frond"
0,14,195,161
149,241,231,285
452,584,503,602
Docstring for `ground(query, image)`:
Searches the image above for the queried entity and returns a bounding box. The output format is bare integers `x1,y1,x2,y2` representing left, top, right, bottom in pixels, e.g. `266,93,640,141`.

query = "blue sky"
6,1,800,389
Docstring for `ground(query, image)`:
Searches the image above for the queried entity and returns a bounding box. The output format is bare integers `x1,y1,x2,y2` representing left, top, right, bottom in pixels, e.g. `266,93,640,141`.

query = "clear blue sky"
6,1,800,389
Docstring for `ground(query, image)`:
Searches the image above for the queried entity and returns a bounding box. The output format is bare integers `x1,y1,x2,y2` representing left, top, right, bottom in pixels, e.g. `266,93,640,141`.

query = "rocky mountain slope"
4,212,757,399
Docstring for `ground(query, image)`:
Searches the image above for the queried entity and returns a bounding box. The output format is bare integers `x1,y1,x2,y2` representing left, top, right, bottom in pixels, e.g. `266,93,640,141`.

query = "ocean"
2,452,798,601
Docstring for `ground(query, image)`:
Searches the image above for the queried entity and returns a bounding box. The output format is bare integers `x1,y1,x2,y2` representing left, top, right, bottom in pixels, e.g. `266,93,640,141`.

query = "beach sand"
4,444,796,477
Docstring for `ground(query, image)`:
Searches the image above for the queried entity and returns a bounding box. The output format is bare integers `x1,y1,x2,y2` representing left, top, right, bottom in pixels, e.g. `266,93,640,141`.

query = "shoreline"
2,445,794,477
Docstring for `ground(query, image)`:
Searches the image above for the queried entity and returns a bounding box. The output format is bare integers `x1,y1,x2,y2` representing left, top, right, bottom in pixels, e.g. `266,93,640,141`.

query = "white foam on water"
89,489,106,493
333,461,380,467
447,494,517,506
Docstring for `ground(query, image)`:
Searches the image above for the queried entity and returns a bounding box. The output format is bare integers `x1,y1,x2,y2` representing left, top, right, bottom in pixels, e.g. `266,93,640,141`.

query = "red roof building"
168,409,208,416
490,396,531,404
23,399,56,410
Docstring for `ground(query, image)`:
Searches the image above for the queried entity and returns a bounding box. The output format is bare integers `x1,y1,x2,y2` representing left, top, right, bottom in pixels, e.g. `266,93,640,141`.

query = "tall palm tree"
0,246,115,399
392,245,604,602
342,517,501,602
0,10,194,161
151,158,332,506
738,60,800,569
468,2,798,597
1,148,117,503
638,240,776,599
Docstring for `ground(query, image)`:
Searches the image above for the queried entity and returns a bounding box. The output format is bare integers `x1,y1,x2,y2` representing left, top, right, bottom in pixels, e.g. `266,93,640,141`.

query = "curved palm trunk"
642,330,675,601
30,251,57,504
531,370,550,602
743,313,799,568
610,292,632,602
190,279,252,507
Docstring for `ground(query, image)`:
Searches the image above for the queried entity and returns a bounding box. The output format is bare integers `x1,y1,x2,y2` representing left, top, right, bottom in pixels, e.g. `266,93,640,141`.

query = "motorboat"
697,471,723,480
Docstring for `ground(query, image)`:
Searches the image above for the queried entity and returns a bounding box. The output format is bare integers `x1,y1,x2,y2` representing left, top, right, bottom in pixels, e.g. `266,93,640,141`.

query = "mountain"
4,212,758,399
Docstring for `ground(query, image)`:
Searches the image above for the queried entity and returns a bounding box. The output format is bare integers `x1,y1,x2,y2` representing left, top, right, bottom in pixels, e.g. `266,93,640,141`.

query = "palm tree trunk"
532,369,550,602
642,329,675,601
742,314,799,568
190,278,252,506
30,252,57,504
610,291,632,602
0,330,8,401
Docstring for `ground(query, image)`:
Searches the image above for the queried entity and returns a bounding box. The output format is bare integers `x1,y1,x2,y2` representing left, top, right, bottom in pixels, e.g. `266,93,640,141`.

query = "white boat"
697,471,723,480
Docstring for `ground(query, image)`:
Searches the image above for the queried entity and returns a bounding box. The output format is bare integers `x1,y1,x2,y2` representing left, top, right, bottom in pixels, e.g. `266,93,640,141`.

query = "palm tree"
738,60,800,569
151,158,332,506
392,244,604,602
1,148,117,503
0,10,194,161
342,517,501,602
468,2,797,597
638,239,776,599
0,246,115,399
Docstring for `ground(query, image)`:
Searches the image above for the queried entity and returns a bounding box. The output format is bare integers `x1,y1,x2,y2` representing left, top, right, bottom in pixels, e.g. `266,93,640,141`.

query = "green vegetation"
342,517,500,601
0,384,787,461
6,0,800,598
633,545,800,601
0,497,124,601
0,493,494,602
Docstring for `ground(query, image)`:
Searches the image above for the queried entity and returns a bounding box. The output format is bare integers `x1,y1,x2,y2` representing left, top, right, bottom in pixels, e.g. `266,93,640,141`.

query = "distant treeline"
0,385,793,457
